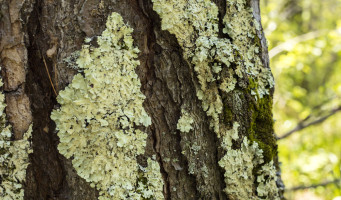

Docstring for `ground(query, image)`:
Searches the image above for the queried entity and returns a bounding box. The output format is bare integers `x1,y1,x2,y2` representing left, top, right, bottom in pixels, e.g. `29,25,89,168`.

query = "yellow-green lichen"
176,109,194,133
152,0,279,199
223,0,275,98
0,69,33,199
51,13,164,199
219,69,237,94
218,136,264,199
220,122,240,147
153,0,236,133
256,161,280,198
218,122,279,199
137,158,164,199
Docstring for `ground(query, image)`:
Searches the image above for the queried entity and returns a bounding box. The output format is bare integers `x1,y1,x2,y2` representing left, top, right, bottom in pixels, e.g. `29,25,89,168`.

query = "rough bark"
0,0,284,199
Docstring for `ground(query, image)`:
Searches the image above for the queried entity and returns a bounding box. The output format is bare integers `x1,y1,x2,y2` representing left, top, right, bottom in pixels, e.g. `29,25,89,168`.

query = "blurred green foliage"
260,0,341,199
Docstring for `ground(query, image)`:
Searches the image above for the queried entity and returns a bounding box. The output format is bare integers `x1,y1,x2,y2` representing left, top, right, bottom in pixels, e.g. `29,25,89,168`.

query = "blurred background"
260,0,341,199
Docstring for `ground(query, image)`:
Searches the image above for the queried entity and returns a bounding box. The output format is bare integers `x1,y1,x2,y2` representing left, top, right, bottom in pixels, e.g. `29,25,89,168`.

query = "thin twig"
269,28,341,59
42,55,58,96
269,30,323,59
287,179,341,191
278,105,341,140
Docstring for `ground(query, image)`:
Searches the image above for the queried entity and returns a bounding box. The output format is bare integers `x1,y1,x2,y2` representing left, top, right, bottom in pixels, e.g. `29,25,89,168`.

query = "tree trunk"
0,0,284,199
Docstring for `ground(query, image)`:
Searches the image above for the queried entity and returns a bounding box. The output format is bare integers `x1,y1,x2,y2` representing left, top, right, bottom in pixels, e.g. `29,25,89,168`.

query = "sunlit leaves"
261,0,341,199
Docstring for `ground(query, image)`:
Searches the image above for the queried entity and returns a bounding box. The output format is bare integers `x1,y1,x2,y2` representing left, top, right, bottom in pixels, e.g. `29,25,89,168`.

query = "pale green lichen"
201,164,209,178
223,0,275,98
152,0,279,199
219,69,237,94
219,136,263,199
137,158,164,199
153,0,228,133
63,51,80,70
51,13,164,199
0,69,33,199
218,122,279,199
188,163,195,175
256,161,280,198
176,109,194,133
191,142,201,154
220,121,240,147
187,142,203,175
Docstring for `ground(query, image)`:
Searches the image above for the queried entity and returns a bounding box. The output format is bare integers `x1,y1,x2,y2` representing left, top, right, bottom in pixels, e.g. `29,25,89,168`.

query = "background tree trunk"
0,0,284,199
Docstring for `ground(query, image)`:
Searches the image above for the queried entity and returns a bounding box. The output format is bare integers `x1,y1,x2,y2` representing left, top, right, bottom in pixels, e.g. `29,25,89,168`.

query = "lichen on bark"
152,0,280,199
0,69,33,199
51,13,164,200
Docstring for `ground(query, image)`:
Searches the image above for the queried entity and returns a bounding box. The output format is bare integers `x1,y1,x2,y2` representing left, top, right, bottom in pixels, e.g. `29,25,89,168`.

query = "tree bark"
0,0,284,199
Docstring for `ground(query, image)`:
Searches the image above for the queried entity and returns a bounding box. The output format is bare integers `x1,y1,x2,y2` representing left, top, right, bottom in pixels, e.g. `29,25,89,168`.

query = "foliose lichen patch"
51,13,164,199
218,136,263,199
177,109,194,133
218,123,280,199
0,68,33,199
223,0,275,99
256,161,279,198
152,0,279,199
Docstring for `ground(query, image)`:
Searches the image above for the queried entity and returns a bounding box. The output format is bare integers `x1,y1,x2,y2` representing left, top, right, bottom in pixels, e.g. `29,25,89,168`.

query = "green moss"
247,77,258,89
245,75,277,164
245,78,278,195
246,77,259,97
223,104,233,125
247,87,277,163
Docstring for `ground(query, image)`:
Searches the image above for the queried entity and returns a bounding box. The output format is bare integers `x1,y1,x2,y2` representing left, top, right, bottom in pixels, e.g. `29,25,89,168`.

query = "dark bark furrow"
24,1,98,199
140,1,231,199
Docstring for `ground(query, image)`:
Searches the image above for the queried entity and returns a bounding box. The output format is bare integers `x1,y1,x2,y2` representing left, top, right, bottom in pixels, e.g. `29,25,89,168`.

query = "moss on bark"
246,78,277,163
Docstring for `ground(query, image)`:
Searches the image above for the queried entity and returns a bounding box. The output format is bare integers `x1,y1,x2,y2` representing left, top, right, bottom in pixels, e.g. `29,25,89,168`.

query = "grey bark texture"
0,0,284,199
